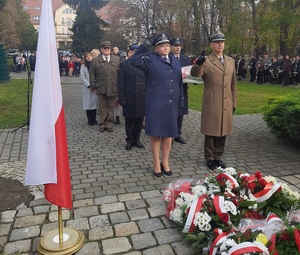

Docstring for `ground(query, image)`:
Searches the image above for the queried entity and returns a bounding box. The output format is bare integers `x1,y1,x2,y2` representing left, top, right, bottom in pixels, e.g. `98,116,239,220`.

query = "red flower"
280,231,290,241
258,179,267,187
255,171,263,179
219,213,229,224
216,174,223,182
248,181,257,190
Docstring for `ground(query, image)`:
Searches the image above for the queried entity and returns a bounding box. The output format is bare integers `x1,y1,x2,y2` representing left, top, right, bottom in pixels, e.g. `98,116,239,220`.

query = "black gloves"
143,37,152,47
233,107,236,114
195,50,206,66
121,101,126,107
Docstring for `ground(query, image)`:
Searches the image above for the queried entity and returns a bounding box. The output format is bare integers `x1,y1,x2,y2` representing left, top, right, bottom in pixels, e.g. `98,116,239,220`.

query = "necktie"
105,56,108,63
164,57,169,63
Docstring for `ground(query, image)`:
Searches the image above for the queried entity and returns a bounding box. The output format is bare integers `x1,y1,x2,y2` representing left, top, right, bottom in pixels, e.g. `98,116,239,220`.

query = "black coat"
172,53,191,116
117,59,146,118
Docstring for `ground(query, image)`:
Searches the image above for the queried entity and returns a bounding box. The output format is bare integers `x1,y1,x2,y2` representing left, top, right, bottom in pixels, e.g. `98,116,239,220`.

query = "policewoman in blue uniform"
170,37,191,144
130,33,184,177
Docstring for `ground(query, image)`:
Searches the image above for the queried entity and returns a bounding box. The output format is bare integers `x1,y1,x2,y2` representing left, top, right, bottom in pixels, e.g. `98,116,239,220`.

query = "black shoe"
214,160,227,169
161,163,173,176
207,160,217,170
125,143,132,150
174,136,186,144
99,127,106,132
133,140,145,148
114,116,121,124
153,167,163,177
107,128,113,132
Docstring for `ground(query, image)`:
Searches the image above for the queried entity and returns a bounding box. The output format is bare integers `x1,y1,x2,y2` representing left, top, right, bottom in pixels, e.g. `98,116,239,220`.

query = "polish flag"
25,0,72,209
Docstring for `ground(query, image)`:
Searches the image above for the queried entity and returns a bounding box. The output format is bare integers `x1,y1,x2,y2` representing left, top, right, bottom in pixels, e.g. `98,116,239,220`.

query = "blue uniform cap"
129,44,139,51
170,38,182,46
152,33,170,46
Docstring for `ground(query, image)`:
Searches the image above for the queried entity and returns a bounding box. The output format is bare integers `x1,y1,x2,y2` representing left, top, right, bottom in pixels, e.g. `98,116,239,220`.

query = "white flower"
169,208,183,223
264,175,277,184
223,167,237,176
192,185,207,197
224,201,238,215
194,211,211,230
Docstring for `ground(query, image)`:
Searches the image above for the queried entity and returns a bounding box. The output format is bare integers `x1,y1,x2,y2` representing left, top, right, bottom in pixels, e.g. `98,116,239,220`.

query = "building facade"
22,0,76,49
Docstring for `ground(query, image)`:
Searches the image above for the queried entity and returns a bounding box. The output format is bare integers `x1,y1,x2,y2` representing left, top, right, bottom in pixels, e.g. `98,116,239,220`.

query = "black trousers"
177,115,184,136
86,109,97,124
125,117,144,143
204,135,226,161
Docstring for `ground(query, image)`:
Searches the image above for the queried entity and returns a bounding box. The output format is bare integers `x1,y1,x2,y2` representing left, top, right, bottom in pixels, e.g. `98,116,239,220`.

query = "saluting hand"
195,50,206,66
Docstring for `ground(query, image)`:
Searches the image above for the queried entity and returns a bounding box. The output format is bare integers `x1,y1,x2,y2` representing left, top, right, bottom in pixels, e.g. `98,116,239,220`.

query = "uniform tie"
105,56,109,63
164,57,170,63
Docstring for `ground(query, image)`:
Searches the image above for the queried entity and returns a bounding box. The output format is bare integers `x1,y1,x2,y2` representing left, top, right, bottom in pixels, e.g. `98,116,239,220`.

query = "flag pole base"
37,227,84,255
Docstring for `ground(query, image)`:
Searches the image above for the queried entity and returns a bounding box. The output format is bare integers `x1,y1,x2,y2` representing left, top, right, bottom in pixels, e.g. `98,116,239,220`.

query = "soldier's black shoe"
125,143,132,150
207,160,217,170
214,160,227,169
133,141,145,148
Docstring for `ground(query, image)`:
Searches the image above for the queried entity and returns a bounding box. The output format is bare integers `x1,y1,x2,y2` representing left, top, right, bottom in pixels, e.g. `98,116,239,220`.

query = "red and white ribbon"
182,195,206,233
221,173,239,190
253,182,281,203
228,242,266,255
213,195,240,231
266,213,283,224
209,230,232,255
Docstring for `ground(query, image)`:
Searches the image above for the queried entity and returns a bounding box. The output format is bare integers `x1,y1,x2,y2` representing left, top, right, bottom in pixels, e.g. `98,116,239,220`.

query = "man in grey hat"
90,41,121,132
190,32,237,170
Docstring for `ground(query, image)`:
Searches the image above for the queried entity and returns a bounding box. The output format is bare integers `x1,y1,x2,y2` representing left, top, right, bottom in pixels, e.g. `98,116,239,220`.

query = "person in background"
74,57,82,77
263,54,272,83
281,54,292,86
170,37,191,144
190,32,237,171
68,59,74,76
80,52,98,126
118,44,146,150
237,56,245,81
130,33,184,177
91,49,100,58
256,55,265,84
296,54,300,84
29,52,36,72
59,56,69,76
248,55,257,82
90,41,120,132
112,46,122,124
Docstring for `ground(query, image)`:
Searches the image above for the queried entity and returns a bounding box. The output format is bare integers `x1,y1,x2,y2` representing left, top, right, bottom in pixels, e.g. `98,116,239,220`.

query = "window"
62,8,74,14
67,18,73,26
33,16,40,21
34,6,41,10
23,6,29,10
62,28,65,34
62,17,65,25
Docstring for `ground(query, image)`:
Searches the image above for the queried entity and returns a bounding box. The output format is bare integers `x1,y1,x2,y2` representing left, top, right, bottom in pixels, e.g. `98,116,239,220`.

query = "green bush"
263,92,300,143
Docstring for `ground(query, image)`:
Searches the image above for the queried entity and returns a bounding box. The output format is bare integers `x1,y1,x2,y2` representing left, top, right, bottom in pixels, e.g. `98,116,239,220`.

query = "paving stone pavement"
0,72,300,254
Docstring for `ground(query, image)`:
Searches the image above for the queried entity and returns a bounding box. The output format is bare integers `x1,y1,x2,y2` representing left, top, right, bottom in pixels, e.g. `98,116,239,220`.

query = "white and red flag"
25,0,72,209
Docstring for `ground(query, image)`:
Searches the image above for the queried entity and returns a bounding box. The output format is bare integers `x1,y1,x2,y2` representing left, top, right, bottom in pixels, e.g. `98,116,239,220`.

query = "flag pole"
37,207,84,255
58,206,63,247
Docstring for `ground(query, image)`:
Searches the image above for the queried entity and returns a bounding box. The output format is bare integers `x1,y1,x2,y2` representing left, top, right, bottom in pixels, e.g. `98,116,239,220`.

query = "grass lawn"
188,81,300,115
0,79,299,129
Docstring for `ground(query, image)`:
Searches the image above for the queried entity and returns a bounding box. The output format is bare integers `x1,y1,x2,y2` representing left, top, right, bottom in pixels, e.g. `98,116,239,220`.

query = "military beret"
152,33,170,46
129,44,139,51
100,41,111,48
209,32,225,42
170,38,182,46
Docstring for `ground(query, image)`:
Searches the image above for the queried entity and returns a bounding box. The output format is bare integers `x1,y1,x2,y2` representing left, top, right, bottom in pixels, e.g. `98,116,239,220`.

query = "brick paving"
0,72,300,254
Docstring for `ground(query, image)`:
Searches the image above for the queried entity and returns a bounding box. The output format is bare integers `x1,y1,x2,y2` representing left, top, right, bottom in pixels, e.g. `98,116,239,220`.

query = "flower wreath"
163,168,300,254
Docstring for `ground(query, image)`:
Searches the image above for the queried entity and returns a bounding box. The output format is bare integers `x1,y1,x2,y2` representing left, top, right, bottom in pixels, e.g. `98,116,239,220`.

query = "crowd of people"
13,52,36,73
235,53,300,85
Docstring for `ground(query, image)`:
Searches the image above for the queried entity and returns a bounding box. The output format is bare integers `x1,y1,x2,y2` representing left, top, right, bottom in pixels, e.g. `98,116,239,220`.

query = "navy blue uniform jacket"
130,44,184,137
117,59,146,118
